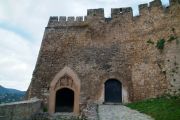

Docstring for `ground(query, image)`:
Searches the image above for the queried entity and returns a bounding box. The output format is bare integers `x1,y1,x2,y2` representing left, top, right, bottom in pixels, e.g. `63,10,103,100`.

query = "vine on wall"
146,28,179,51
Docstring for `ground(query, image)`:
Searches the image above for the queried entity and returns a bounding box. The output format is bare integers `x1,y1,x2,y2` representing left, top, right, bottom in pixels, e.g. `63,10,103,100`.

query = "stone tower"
27,0,180,115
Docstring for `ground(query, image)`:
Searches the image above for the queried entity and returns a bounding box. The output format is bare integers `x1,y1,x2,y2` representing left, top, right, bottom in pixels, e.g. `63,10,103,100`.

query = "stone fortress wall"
26,0,180,114
0,99,42,120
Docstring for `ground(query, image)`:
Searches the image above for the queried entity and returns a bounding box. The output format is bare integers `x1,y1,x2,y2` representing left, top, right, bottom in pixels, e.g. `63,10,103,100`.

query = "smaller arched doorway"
55,88,74,112
105,79,122,103
49,67,80,114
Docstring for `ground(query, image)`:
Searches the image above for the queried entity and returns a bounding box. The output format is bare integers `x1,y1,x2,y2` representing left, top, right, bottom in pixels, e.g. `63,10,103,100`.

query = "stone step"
52,112,79,120
31,112,84,120
98,105,154,120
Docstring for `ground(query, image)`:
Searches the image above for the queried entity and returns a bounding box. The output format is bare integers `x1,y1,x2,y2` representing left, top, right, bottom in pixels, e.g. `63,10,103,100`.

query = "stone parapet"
47,0,180,27
0,99,42,120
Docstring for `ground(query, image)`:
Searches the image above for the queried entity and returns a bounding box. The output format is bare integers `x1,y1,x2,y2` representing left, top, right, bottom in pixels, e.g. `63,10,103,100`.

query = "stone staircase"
52,113,80,120
81,104,98,120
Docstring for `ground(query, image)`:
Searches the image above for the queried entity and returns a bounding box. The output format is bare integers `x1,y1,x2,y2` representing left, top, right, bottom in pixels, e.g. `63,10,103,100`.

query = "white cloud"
0,28,38,90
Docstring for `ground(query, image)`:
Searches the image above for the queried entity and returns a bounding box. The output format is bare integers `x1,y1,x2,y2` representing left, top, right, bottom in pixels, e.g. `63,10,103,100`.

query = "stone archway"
98,76,129,104
48,67,80,115
55,88,74,112
104,79,122,103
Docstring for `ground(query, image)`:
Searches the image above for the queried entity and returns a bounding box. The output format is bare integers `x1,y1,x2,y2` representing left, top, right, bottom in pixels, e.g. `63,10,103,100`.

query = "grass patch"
126,96,180,120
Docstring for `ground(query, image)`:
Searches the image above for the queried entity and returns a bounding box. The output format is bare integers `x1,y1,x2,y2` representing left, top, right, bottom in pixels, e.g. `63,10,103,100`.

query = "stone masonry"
0,99,42,120
26,0,180,115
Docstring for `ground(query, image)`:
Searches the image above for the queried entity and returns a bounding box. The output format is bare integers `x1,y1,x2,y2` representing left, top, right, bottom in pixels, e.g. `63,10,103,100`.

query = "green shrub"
168,35,177,42
147,39,154,44
156,39,165,50
43,107,48,112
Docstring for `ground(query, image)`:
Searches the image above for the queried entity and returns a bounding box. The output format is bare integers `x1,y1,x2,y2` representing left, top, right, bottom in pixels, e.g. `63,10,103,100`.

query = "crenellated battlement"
149,0,162,8
138,3,149,15
49,16,85,22
111,7,133,18
87,8,104,18
47,0,179,27
170,0,180,5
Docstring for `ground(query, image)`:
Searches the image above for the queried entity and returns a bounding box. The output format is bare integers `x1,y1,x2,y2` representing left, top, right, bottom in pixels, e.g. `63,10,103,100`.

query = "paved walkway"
98,105,154,120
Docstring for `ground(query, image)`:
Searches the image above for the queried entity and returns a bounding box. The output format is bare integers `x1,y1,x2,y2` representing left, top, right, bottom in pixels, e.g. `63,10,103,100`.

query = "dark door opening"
55,88,74,112
105,79,122,103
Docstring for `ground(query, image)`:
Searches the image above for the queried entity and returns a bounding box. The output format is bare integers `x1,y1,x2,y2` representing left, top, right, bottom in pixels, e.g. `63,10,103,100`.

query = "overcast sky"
0,0,169,91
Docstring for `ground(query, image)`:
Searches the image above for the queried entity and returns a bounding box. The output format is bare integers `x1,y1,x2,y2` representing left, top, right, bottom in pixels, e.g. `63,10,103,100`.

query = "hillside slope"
0,85,25,104
126,96,180,120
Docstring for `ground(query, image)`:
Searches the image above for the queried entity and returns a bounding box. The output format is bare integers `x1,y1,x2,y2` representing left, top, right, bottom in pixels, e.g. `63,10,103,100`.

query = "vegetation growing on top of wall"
146,39,154,44
156,39,166,50
126,95,180,120
43,107,48,112
146,35,179,51
171,60,179,74
146,28,179,51
168,35,177,42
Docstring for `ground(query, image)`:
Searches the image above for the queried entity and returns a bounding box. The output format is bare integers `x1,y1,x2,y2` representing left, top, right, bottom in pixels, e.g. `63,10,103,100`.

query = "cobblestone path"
98,105,154,120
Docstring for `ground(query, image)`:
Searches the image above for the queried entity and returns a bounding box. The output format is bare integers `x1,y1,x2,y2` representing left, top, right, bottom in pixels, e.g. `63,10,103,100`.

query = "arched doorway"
49,67,80,114
105,79,122,103
55,88,74,112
